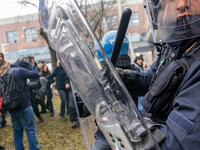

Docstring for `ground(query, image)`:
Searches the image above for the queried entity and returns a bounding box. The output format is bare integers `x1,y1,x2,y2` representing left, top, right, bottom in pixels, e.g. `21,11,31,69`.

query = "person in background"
8,58,40,150
0,93,6,150
91,30,141,150
0,53,10,76
0,92,2,112
29,56,37,69
98,30,140,106
46,60,78,128
25,57,46,114
28,80,45,123
40,64,54,117
132,54,146,114
133,54,144,72
36,60,45,73
0,92,3,124
0,52,10,129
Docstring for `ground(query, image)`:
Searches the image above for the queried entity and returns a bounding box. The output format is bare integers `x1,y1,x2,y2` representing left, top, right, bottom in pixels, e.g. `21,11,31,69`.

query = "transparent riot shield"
39,0,161,149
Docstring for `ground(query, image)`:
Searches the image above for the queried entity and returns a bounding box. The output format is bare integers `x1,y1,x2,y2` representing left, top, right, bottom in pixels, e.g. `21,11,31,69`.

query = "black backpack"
0,68,22,112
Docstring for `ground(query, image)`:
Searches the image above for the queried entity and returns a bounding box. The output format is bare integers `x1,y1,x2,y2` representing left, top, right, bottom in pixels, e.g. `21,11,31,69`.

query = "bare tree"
39,28,57,70
18,0,117,69
78,0,117,40
17,0,38,7
16,0,58,69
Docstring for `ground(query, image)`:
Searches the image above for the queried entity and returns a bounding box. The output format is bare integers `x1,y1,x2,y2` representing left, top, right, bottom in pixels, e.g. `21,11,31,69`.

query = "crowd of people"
0,39,149,150
0,53,79,149
0,33,152,150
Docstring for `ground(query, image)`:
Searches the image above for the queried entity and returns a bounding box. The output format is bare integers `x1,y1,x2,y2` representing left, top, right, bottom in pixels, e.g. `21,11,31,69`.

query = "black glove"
116,68,135,81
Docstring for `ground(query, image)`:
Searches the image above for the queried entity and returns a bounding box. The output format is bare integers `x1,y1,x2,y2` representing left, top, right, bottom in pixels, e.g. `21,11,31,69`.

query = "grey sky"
0,0,38,19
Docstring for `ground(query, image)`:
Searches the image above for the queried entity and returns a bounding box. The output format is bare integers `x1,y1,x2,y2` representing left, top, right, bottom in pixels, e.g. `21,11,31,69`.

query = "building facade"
0,14,50,63
100,0,156,64
0,0,155,65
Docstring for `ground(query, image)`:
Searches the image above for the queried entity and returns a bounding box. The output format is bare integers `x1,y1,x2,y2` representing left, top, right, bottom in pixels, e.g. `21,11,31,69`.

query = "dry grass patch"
0,96,85,150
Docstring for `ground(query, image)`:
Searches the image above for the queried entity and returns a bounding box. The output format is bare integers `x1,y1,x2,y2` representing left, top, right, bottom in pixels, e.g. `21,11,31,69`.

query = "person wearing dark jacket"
91,30,140,150
28,79,45,123
0,92,3,125
25,56,46,115
133,54,144,72
40,64,54,117
0,93,2,111
0,52,10,129
0,91,6,129
46,61,78,128
8,58,40,150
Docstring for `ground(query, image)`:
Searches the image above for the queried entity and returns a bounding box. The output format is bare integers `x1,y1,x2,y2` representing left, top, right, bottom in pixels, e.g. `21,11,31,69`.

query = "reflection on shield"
71,90,97,150
39,0,160,149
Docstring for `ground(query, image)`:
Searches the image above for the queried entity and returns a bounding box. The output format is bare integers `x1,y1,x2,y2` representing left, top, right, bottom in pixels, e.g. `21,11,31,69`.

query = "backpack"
0,68,22,112
28,77,48,100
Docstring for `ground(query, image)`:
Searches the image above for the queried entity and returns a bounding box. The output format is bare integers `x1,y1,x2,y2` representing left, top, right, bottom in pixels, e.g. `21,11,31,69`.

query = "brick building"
100,0,155,64
0,14,50,63
0,0,155,65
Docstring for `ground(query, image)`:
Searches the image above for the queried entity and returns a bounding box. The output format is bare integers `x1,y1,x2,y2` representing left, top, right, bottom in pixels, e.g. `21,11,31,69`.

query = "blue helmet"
98,30,129,61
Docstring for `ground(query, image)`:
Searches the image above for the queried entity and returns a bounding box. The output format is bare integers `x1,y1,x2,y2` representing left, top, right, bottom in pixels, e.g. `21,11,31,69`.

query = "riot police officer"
120,0,200,149
92,30,138,150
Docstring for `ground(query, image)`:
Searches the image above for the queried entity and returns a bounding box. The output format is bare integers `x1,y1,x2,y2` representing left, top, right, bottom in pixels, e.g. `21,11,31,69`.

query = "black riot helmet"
144,0,200,43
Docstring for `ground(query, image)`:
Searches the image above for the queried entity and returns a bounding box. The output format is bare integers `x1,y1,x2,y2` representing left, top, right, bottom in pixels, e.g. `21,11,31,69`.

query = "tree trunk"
40,28,57,70
49,46,57,70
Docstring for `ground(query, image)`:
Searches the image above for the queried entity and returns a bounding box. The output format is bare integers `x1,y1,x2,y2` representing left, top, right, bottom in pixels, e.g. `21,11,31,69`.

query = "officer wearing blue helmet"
91,30,143,150
98,30,129,60
119,0,200,149
99,30,141,69
99,30,142,105
98,30,141,71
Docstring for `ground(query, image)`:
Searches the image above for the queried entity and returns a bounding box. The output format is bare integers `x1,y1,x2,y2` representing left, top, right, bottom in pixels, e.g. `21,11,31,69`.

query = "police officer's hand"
123,69,136,80
116,68,124,77
116,68,135,80
65,83,70,89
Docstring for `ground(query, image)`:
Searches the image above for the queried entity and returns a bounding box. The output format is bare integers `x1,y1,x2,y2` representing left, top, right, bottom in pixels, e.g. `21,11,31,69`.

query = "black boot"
38,116,44,123
0,145,6,149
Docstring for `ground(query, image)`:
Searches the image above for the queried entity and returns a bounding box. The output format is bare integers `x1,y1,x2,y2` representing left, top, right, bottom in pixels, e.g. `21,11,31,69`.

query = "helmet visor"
145,0,200,42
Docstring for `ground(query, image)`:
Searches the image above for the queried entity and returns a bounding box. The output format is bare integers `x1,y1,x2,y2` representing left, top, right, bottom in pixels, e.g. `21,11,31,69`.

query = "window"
6,47,50,60
103,15,117,30
130,33,147,43
129,12,139,26
6,31,18,44
24,28,37,41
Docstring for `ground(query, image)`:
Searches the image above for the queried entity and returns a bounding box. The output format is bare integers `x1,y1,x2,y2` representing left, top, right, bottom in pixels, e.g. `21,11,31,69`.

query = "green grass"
0,96,85,150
